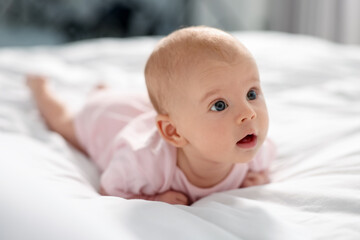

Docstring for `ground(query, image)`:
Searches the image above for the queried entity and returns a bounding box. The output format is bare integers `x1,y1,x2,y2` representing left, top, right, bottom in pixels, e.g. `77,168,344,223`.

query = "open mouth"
236,134,257,149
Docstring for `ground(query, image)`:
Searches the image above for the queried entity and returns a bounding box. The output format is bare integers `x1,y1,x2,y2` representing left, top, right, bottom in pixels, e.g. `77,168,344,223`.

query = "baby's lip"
236,134,257,149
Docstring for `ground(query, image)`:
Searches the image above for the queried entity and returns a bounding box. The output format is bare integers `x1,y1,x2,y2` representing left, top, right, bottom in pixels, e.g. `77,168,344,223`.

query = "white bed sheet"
1,32,360,240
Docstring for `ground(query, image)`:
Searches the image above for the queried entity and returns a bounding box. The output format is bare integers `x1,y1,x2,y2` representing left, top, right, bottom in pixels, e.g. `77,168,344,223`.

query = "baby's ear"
156,114,188,148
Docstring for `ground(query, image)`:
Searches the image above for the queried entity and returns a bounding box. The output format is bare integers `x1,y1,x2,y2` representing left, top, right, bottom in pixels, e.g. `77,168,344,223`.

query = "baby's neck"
176,148,234,188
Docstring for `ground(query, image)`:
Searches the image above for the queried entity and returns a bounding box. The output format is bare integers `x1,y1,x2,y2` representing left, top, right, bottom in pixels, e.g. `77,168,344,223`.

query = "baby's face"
171,53,269,164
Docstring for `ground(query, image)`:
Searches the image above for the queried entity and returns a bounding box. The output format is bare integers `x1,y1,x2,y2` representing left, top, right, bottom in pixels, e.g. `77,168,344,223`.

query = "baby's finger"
257,170,270,184
175,192,189,205
241,179,254,188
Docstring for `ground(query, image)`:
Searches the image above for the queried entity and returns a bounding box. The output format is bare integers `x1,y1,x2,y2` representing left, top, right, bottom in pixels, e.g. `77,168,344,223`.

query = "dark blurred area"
1,0,359,46
0,0,191,45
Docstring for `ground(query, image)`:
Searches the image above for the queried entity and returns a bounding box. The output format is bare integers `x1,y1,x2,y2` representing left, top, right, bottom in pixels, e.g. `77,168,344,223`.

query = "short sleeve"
99,112,177,199
73,91,153,171
100,147,161,199
248,138,277,172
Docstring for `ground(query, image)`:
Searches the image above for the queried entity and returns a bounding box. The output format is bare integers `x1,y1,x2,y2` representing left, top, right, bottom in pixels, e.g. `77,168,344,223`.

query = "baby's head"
145,26,246,114
145,26,269,164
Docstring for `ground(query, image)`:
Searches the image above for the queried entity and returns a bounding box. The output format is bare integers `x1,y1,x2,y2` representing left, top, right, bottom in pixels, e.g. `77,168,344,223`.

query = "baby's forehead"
172,42,253,77
161,31,255,85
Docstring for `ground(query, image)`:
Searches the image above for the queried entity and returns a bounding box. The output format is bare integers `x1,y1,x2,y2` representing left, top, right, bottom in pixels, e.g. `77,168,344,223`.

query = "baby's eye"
210,100,228,112
247,89,257,100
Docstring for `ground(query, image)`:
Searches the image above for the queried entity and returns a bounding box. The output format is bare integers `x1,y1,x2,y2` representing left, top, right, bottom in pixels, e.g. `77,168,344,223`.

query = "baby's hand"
241,170,270,188
154,190,189,205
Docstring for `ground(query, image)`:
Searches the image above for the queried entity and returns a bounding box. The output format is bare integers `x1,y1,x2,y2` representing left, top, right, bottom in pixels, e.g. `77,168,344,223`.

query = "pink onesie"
74,90,276,203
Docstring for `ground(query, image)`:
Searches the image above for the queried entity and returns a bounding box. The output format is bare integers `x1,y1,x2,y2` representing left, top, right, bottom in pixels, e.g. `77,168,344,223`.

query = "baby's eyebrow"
201,89,221,103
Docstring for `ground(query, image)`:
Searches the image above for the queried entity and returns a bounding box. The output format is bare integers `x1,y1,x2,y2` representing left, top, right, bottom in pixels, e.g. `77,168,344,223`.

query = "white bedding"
1,32,360,240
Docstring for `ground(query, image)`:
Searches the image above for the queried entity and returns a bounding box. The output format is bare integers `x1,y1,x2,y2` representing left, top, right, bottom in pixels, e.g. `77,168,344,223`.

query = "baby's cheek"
257,107,269,135
202,130,229,153
191,119,230,154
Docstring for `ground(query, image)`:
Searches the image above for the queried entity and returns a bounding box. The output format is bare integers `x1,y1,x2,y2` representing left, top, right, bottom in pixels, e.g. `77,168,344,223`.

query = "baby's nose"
236,105,256,124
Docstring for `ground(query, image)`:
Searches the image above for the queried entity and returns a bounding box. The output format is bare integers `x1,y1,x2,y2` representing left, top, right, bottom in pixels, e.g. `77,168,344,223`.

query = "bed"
1,31,360,240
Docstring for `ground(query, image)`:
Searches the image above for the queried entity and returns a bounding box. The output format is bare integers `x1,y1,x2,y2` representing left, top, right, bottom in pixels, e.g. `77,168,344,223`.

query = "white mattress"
1,32,360,240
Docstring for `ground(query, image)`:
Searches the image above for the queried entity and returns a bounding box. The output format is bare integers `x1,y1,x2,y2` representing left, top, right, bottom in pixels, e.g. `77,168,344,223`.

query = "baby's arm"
147,190,189,205
100,187,189,205
240,170,270,188
241,138,275,188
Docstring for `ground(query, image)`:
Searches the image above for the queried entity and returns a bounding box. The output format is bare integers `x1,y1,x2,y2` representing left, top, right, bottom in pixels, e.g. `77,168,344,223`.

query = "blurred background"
1,0,360,47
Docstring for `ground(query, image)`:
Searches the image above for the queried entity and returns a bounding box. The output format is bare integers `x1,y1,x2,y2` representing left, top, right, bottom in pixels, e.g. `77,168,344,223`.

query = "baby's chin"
234,141,264,163
234,154,257,164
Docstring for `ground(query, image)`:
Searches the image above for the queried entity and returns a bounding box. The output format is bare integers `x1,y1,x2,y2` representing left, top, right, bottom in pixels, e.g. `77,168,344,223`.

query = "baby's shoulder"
113,113,177,172
107,120,177,191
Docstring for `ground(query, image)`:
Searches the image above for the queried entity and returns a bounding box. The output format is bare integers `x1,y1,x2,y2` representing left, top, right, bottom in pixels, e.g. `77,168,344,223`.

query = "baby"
27,26,276,205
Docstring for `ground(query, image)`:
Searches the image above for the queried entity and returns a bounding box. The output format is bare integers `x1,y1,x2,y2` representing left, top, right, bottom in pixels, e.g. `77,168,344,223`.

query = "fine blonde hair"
144,26,247,114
